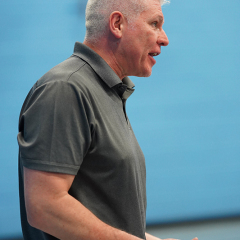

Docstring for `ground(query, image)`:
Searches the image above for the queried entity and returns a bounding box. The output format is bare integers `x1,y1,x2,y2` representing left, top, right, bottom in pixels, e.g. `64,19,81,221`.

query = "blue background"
0,0,239,238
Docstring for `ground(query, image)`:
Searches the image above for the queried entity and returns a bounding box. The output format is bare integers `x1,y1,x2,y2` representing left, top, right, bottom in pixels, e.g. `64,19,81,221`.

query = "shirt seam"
66,60,87,82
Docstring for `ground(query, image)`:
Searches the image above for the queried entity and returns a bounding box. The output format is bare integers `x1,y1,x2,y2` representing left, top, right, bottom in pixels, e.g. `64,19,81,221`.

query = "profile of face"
120,0,169,77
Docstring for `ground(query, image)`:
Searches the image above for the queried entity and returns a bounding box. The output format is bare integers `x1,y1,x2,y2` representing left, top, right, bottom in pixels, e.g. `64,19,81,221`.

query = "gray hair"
85,0,169,44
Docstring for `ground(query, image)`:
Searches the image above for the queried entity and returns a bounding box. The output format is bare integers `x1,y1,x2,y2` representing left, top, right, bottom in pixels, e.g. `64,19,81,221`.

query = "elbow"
25,200,47,230
26,210,40,229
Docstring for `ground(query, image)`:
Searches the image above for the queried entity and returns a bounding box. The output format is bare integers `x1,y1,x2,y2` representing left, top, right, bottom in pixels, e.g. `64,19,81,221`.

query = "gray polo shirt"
18,42,147,240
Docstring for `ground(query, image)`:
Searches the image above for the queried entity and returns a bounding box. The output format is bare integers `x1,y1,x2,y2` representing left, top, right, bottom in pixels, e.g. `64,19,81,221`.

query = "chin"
139,69,152,77
144,72,152,77
131,66,152,77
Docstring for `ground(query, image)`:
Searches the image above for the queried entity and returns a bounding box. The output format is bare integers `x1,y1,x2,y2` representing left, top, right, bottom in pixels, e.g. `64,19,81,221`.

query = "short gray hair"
85,0,169,44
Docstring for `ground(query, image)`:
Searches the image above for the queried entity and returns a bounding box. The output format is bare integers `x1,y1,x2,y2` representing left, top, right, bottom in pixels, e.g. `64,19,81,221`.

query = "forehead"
140,0,163,20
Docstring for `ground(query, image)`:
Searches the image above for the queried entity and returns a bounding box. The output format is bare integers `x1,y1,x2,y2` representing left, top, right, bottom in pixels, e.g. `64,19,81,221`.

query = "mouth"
148,52,160,57
148,52,160,65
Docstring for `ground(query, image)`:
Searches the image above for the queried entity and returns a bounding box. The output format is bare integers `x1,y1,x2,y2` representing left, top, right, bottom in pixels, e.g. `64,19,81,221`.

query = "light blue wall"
0,0,239,238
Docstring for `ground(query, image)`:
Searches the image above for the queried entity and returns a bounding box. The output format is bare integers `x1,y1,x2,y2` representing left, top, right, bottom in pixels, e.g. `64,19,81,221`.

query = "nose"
157,29,169,46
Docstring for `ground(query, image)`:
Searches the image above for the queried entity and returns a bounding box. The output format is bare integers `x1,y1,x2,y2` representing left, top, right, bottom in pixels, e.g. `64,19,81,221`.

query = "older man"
18,0,198,240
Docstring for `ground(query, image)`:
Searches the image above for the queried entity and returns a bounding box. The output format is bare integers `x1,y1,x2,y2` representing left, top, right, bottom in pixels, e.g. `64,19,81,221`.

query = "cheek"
142,34,156,50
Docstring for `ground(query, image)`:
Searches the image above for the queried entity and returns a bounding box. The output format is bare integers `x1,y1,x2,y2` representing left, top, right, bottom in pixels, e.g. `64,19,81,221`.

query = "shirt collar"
72,42,135,100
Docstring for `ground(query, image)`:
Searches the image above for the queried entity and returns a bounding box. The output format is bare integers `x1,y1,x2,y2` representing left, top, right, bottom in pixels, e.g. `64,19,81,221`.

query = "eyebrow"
158,16,164,24
151,14,164,25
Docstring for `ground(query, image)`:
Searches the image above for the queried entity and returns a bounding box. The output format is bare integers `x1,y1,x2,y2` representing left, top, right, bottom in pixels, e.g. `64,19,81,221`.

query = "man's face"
120,0,169,77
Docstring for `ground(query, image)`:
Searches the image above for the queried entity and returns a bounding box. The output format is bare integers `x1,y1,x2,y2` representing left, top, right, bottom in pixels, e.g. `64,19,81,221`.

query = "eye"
152,21,158,27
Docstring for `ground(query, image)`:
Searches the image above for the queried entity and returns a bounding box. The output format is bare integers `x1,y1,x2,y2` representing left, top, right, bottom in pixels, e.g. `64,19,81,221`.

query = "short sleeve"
17,80,94,175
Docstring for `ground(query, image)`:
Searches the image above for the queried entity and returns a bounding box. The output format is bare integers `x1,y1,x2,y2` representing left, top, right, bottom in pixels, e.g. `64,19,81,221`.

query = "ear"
109,11,125,39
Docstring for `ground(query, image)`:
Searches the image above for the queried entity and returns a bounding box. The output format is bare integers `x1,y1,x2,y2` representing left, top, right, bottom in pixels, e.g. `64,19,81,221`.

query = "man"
18,0,198,239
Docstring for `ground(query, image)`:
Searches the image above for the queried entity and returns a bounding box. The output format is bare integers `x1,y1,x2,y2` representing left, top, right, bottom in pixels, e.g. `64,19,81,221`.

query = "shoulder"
20,55,103,116
37,55,87,86
35,55,102,95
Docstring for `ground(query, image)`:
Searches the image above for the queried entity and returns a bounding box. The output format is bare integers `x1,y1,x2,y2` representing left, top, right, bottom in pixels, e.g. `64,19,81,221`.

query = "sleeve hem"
21,157,79,175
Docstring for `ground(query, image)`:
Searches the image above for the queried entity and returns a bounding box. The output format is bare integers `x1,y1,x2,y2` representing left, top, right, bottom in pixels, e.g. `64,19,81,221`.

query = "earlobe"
109,11,124,39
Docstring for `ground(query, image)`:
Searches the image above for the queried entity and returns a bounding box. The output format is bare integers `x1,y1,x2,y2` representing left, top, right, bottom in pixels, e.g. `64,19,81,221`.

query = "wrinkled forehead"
139,0,163,19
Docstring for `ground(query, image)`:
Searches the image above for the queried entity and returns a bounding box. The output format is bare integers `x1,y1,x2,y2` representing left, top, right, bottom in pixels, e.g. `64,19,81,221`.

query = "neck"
83,39,126,80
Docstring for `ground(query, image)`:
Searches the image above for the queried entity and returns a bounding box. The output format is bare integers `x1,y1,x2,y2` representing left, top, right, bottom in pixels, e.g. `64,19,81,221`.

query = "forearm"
27,192,142,240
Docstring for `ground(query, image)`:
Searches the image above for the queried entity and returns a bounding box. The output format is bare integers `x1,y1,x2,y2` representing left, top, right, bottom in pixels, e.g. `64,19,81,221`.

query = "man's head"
84,0,169,78
85,0,168,44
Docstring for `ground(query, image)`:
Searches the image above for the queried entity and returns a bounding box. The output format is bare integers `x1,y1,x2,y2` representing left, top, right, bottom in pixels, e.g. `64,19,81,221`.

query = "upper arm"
23,167,75,224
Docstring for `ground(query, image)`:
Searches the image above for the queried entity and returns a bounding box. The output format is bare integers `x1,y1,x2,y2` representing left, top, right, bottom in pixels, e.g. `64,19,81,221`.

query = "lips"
148,52,160,57
148,51,160,65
